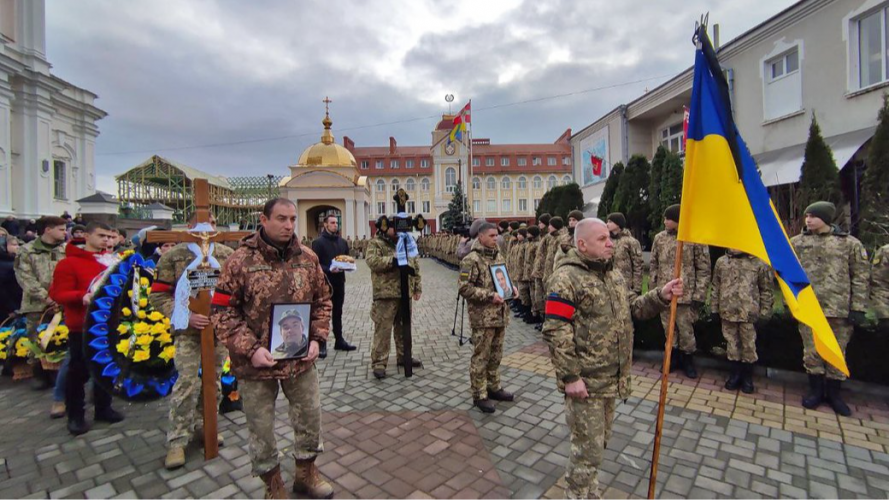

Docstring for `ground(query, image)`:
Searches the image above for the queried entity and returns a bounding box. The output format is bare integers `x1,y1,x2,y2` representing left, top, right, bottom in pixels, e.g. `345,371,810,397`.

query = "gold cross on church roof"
323,96,332,116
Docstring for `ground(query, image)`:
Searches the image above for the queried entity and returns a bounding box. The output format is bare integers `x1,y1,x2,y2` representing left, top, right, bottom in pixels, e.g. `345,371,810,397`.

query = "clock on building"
445,142,456,156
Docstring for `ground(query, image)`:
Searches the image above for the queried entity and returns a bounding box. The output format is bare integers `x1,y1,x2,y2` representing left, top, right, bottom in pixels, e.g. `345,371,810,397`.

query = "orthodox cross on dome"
321,96,335,144
323,96,332,117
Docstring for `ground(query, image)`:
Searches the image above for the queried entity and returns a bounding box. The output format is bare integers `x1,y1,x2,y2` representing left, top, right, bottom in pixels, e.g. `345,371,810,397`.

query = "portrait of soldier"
273,308,309,360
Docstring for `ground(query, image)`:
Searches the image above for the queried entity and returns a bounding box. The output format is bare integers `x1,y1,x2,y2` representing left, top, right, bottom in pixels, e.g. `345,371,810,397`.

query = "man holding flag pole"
647,19,852,498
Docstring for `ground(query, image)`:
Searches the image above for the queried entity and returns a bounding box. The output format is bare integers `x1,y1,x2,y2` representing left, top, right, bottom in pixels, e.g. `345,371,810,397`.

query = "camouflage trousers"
469,327,505,400
370,299,406,371
659,305,697,353
518,281,531,307
239,366,323,476
800,318,853,380
532,279,545,315
166,334,229,448
722,321,758,363
565,396,616,500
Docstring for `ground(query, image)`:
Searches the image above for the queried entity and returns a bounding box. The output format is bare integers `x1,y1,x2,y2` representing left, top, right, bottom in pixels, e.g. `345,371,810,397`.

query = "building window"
406,160,414,169
406,178,416,191
857,9,886,88
487,200,497,212
422,201,431,213
502,199,511,212
768,50,799,80
562,156,571,166
660,123,685,153
391,160,399,169
421,159,429,168
360,160,369,169
391,202,397,214
533,198,541,209
519,199,528,212
764,47,802,120
473,200,481,213
547,157,556,166
421,178,430,191
472,177,481,190
486,157,495,167
501,177,511,189
377,202,386,215
562,175,572,185
547,176,557,189
517,157,527,166
445,167,456,193
517,176,527,189
391,179,400,192
532,157,542,166
501,157,510,166
53,160,66,200
376,179,386,192
375,160,384,169
407,201,415,213
472,157,480,167
533,176,543,189
486,177,496,190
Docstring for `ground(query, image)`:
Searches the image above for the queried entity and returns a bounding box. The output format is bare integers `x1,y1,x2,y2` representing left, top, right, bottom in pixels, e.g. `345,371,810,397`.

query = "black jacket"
0,250,22,320
311,231,349,286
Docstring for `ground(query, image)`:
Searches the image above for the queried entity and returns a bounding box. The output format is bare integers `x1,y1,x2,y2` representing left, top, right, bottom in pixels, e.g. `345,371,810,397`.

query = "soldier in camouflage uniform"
522,226,541,323
496,220,510,255
150,214,233,470
554,210,584,268
711,250,773,394
650,204,711,378
512,229,531,320
790,202,869,417
13,216,67,390
458,223,517,413
531,214,552,329
606,213,643,295
543,216,566,286
872,244,889,327
211,199,333,499
543,218,683,499
365,217,422,379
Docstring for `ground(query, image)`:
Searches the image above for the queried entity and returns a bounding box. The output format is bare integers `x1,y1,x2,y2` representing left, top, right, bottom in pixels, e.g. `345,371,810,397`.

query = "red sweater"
49,244,108,333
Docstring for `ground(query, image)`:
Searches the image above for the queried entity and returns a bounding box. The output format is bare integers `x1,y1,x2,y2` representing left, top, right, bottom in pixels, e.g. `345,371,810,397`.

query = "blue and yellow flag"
679,27,848,375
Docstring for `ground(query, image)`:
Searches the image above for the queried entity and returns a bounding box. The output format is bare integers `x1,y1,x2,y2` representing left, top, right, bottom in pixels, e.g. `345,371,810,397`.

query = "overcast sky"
45,0,798,194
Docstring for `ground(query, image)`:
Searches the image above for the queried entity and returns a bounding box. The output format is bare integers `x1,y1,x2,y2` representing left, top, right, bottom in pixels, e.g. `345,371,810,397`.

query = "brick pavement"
0,258,888,498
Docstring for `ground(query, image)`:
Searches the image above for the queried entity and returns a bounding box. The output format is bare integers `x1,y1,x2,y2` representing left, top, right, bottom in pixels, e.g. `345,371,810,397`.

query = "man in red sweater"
50,221,124,435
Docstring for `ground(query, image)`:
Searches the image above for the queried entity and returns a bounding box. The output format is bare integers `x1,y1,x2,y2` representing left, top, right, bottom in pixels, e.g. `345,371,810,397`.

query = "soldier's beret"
568,210,584,221
607,212,627,229
664,204,681,223
279,309,304,324
538,213,552,225
805,201,836,224
528,226,540,237
550,217,564,230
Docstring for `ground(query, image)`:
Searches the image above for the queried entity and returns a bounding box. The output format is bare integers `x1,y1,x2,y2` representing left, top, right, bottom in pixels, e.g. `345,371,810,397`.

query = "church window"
501,177,511,189
421,178,430,191
533,176,543,189
472,177,480,190
547,175,557,189
445,168,457,193
376,179,386,192
406,178,416,191
517,176,527,189
54,161,67,200
486,177,496,190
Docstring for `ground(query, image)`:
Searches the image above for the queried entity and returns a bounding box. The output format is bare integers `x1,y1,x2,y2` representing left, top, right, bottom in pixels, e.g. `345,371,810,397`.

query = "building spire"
321,96,334,145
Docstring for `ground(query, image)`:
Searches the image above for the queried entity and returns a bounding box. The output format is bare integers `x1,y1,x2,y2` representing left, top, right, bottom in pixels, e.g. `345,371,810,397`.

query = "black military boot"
683,353,698,379
67,414,90,436
740,363,755,394
396,358,423,368
824,379,852,417
473,398,495,414
802,374,825,409
724,361,743,390
488,388,515,402
669,349,682,373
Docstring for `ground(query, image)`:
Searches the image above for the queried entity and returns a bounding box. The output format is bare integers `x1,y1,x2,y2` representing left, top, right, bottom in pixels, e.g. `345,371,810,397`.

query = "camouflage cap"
517,228,528,237
550,216,564,230
805,201,836,224
568,210,584,221
278,308,304,325
538,213,552,225
664,204,681,222
509,221,521,230
527,226,540,237
607,212,627,229
498,220,509,229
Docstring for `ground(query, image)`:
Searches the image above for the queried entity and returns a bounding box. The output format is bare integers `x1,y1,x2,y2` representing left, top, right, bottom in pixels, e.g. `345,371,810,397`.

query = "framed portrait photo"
489,264,514,301
268,303,311,360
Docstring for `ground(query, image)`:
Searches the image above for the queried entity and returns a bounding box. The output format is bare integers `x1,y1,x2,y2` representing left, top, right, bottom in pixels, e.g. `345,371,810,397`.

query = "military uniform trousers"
565,396,616,500
722,321,758,363
518,281,531,307
659,305,697,353
371,299,408,371
239,366,323,476
469,327,505,400
533,279,545,315
799,318,853,380
166,334,229,448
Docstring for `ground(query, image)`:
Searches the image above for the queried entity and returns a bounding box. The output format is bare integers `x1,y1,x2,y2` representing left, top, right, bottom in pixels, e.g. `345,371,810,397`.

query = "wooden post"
648,241,684,499
146,179,251,460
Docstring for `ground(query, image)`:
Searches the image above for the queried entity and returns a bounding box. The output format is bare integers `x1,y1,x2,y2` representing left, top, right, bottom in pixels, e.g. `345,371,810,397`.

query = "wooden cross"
146,179,251,460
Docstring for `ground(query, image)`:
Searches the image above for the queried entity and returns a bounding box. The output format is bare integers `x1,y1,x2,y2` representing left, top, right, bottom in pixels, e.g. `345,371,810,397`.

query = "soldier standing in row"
543,216,566,286
544,218,683,499
872,243,889,328
211,199,334,499
151,213,233,470
650,204,710,378
606,213,643,295
531,214,552,330
554,210,584,268
508,229,526,317
710,249,773,394
459,223,517,413
522,226,541,323
791,202,869,416
365,216,422,380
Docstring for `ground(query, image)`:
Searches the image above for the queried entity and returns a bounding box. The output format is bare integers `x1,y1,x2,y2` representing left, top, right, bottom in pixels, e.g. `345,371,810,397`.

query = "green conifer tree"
796,114,842,215
596,162,624,218
612,154,651,236
442,181,466,231
860,94,889,249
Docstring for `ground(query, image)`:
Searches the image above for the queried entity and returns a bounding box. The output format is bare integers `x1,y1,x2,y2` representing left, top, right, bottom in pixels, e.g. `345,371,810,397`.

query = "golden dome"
297,107,357,168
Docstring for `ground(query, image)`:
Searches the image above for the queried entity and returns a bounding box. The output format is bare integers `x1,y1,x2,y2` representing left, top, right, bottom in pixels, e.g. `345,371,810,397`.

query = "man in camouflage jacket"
650,204,711,378
365,221,422,379
458,223,517,413
606,213,643,295
210,199,333,499
872,244,889,327
150,214,234,470
543,217,566,286
711,250,773,394
554,210,584,268
510,229,529,319
791,201,869,417
522,226,541,323
543,219,682,499
531,214,552,329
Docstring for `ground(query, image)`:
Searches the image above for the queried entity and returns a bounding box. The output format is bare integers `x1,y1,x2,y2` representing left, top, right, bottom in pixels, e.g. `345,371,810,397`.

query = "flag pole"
648,241,684,499
467,100,473,220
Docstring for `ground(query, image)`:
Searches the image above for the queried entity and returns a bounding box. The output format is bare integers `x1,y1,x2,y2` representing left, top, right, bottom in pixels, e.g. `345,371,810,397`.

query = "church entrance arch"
305,205,341,239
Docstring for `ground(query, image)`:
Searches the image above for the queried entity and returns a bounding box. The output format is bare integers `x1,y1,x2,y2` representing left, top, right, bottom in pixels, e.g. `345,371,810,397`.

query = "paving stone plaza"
2,259,889,499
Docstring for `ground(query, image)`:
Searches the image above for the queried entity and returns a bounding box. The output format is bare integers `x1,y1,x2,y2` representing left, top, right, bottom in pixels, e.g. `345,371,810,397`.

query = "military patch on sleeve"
545,293,576,322
459,265,471,281
211,289,232,307
247,265,272,273
861,247,869,261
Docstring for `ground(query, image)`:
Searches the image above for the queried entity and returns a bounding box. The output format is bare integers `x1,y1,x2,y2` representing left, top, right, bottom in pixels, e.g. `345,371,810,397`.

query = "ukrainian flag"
448,122,465,144
679,27,848,375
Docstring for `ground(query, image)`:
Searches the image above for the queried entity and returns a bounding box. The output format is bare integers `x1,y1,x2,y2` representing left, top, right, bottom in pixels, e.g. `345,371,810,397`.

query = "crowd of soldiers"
417,232,461,266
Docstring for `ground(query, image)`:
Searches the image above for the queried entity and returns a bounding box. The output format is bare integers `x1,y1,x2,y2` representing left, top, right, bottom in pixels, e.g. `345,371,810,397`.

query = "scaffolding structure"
116,155,283,226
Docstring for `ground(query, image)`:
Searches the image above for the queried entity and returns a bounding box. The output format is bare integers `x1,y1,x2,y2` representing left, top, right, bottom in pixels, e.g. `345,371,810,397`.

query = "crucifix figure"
146,179,251,460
